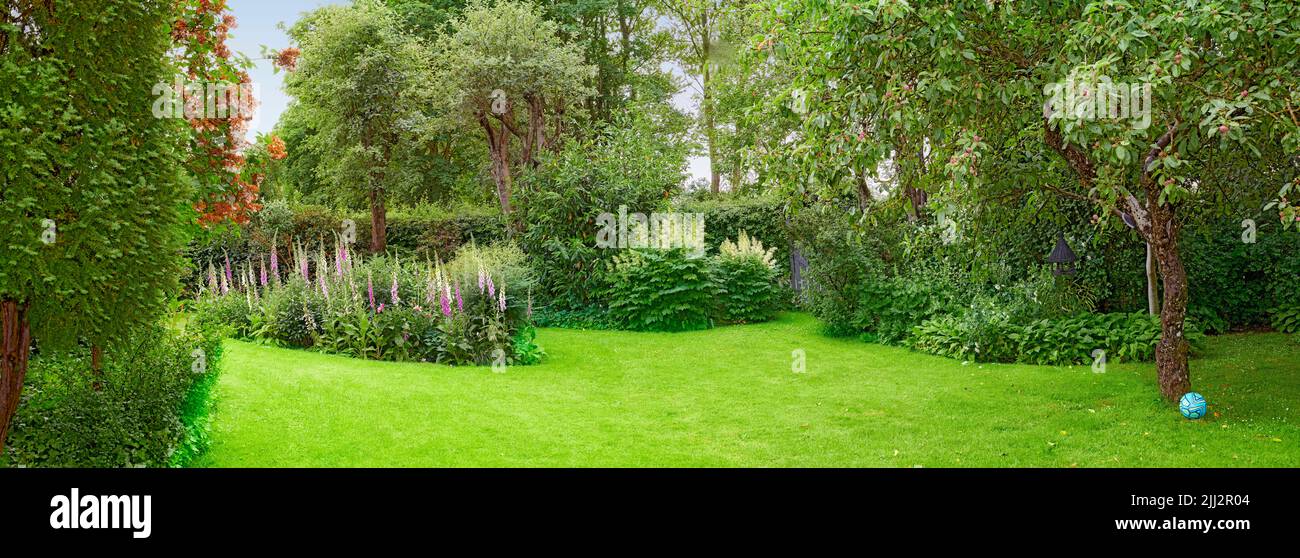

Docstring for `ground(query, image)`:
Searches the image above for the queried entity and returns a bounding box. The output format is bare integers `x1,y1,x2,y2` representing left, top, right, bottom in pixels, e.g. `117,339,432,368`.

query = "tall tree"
285,0,435,253
1048,1,1300,399
709,1,796,194
751,0,1299,401
385,0,471,38
172,0,266,227
543,0,671,130
0,0,190,453
434,0,595,218
661,0,745,193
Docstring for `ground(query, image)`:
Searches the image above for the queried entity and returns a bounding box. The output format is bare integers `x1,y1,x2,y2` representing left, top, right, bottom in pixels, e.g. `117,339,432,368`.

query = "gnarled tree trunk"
1046,119,1191,401
1146,243,1159,316
0,300,32,455
855,172,874,213
369,187,387,254
1152,236,1190,399
904,185,928,222
481,113,514,217
1143,175,1190,401
91,344,104,391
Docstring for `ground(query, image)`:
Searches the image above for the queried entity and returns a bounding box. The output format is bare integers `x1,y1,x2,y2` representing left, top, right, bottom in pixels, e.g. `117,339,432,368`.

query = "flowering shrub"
711,232,780,324
193,241,541,366
604,249,715,332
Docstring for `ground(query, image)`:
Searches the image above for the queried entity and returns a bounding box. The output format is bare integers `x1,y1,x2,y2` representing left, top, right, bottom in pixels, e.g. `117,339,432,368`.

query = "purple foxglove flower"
224,255,233,287
477,269,485,293
302,306,317,332
378,303,385,314
220,272,229,296
487,275,495,298
455,282,463,312
440,291,452,317
391,273,400,306
319,272,329,298
335,247,344,277
260,258,268,287
367,275,375,311
498,288,506,313
270,247,280,281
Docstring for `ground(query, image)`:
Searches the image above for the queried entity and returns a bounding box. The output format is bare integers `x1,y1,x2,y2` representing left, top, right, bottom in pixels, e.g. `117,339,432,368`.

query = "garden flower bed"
193,241,542,367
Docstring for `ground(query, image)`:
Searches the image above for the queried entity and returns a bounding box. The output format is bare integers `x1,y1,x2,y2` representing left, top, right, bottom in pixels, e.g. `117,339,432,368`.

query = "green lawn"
196,313,1300,467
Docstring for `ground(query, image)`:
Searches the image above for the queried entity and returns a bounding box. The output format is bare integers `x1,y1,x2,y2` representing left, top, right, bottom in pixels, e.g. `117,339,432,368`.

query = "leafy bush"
711,232,780,323
854,272,962,344
351,204,506,259
1012,313,1201,365
517,107,687,312
907,315,1012,363
1188,304,1230,335
192,287,256,338
1008,267,1099,319
4,320,224,468
787,205,888,335
908,312,1205,366
442,242,537,297
605,249,714,331
1183,218,1300,330
1272,305,1300,334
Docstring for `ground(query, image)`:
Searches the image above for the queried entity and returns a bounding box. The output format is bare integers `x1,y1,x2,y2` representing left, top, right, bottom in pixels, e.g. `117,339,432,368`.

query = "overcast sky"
226,0,711,186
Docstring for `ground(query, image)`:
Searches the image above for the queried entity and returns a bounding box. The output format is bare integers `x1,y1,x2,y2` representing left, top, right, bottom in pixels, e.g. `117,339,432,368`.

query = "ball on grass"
1179,392,1207,420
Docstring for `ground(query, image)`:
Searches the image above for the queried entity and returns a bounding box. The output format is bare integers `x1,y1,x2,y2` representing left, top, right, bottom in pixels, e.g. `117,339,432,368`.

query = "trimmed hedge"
350,209,505,260
676,195,790,276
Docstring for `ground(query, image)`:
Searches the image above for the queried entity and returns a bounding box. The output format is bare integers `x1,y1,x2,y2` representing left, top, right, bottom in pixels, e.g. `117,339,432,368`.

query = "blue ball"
1180,392,1207,420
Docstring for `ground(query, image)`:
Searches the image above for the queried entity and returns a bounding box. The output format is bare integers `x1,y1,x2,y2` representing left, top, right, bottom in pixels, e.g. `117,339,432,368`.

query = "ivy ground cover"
197,314,1300,468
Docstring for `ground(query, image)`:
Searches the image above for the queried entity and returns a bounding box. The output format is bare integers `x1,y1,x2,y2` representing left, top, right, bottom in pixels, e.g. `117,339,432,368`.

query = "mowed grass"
196,313,1300,467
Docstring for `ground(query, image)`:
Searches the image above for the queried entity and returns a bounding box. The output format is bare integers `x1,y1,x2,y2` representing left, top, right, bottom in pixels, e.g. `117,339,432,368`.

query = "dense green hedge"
4,321,224,468
1183,218,1300,332
790,195,1300,344
676,195,790,279
351,208,505,259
